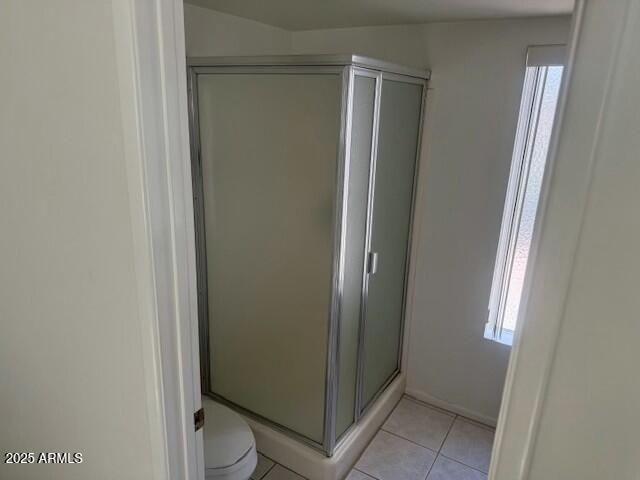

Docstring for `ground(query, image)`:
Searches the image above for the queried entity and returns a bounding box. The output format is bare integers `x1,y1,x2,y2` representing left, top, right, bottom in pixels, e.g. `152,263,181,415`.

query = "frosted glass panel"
502,66,563,331
362,80,423,409
198,73,342,442
336,75,376,437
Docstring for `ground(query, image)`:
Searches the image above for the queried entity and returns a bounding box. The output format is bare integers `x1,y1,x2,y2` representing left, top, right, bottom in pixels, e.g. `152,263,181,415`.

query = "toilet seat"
202,397,257,480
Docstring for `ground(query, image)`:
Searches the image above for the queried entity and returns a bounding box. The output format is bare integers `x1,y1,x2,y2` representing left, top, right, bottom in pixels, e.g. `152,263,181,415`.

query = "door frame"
489,0,635,477
112,0,203,478
113,0,632,479
488,3,585,478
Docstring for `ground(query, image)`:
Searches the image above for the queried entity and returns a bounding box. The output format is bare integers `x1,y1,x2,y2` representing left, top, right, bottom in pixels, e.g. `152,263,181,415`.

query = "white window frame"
486,49,564,346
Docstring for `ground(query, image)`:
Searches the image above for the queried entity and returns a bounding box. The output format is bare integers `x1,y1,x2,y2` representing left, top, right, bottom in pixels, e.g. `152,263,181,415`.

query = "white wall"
184,3,291,56
0,2,160,479
181,7,571,423
293,24,427,69
293,17,571,424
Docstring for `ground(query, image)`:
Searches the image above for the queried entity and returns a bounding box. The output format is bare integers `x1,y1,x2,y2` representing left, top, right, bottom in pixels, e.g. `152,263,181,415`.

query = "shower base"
243,373,405,480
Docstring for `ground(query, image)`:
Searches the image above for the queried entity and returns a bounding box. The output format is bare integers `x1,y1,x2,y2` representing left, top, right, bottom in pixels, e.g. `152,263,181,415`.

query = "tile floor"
250,453,305,480
250,395,495,480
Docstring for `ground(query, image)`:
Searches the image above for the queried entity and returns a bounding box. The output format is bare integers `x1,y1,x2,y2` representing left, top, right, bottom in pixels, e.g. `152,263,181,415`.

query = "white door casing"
112,0,204,478
110,0,640,478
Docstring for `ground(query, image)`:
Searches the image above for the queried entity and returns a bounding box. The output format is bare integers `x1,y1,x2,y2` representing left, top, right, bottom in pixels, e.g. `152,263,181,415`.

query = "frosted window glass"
361,80,423,409
198,73,342,442
502,67,563,332
336,75,376,437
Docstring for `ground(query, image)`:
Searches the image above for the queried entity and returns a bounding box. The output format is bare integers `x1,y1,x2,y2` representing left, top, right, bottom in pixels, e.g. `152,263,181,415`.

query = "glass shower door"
335,72,377,438
196,71,342,443
360,78,424,411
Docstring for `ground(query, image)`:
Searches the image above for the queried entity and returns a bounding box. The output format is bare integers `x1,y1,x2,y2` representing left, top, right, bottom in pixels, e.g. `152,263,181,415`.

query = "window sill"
484,323,514,346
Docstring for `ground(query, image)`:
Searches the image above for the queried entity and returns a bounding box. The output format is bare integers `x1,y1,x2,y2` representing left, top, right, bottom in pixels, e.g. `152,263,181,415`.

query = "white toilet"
202,397,257,480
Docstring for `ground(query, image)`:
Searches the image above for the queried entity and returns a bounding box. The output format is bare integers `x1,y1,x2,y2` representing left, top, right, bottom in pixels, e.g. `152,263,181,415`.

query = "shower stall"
187,55,428,456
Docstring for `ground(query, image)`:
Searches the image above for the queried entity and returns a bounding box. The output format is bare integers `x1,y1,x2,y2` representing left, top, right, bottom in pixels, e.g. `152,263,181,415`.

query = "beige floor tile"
251,453,275,480
345,469,377,480
440,418,494,473
383,398,455,450
262,464,305,480
427,455,487,480
356,430,436,480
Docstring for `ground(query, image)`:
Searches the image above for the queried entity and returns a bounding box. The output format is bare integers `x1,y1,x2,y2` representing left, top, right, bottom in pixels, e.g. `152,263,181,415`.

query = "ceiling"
185,0,574,31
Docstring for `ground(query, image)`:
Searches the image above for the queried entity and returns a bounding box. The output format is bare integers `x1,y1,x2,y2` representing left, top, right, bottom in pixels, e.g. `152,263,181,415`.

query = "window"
485,47,565,345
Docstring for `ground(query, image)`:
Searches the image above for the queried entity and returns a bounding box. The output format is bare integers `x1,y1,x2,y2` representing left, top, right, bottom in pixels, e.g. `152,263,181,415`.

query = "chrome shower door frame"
187,61,350,455
354,72,429,423
186,55,429,457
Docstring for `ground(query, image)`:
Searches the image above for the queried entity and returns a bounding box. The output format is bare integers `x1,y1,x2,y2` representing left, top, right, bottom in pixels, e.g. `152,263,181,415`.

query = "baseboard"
245,374,405,480
405,388,498,428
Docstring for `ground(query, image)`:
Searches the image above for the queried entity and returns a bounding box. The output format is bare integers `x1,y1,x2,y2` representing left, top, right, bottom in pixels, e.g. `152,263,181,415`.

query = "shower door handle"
367,252,379,275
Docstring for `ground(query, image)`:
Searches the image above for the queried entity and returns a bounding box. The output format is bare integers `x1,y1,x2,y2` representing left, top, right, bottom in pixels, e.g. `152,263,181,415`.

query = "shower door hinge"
194,408,205,432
